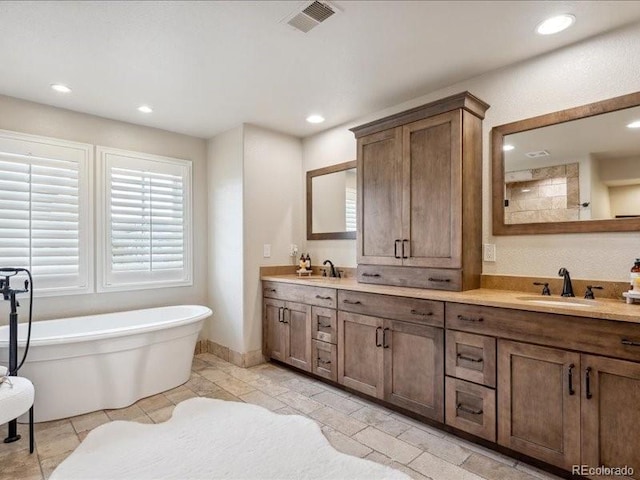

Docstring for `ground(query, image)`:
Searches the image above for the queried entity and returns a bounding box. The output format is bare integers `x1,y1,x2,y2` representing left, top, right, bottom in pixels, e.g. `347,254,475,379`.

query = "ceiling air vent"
525,150,551,158
283,1,338,33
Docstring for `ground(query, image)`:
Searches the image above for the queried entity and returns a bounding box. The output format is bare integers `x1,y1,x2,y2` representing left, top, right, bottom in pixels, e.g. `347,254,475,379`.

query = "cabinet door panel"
402,111,461,268
582,355,640,479
285,301,312,372
264,298,286,362
384,320,444,421
338,312,384,398
498,340,580,470
358,128,403,265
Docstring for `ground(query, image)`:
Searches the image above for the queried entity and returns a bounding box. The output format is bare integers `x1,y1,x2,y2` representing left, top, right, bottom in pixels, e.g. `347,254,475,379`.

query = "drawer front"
445,377,496,442
312,340,337,382
339,290,444,327
446,302,640,363
446,330,496,387
312,306,337,344
263,281,336,308
358,264,462,291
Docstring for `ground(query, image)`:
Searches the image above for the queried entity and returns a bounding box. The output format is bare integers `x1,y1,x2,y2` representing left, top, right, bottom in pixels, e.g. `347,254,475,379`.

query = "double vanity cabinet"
262,278,640,478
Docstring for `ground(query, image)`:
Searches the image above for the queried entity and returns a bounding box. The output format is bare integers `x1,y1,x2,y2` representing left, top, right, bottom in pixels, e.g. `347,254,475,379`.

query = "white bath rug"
51,397,409,480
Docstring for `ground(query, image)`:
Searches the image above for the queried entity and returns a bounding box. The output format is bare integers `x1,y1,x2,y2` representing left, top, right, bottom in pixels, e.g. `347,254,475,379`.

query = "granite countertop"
261,274,640,325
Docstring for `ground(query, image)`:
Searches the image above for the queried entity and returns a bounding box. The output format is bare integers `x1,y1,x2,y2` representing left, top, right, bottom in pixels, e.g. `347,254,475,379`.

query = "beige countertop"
261,274,640,325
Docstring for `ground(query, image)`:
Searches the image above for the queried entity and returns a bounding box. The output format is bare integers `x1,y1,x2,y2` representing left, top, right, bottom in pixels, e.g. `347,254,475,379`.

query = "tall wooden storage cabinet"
351,92,489,291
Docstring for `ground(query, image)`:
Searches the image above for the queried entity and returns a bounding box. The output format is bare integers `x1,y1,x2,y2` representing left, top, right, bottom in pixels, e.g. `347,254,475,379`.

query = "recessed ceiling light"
503,144,515,151
50,84,71,93
627,120,640,129
137,105,153,114
536,14,575,35
306,114,325,124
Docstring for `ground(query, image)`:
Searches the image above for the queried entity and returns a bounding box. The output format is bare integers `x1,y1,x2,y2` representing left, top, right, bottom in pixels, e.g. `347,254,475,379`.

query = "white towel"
0,365,7,376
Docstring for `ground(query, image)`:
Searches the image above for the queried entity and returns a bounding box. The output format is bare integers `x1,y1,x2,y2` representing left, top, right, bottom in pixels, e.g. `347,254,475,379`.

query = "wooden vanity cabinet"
352,92,489,291
338,291,445,421
581,355,640,477
497,340,581,470
263,282,337,374
448,301,640,476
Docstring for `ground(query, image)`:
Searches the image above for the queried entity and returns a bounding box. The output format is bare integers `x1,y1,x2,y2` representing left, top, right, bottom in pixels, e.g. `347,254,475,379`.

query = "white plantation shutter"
345,186,356,232
98,147,192,291
0,131,92,295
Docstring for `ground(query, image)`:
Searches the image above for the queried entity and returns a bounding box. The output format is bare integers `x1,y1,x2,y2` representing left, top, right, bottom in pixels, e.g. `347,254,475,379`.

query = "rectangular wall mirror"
492,91,640,235
307,161,357,240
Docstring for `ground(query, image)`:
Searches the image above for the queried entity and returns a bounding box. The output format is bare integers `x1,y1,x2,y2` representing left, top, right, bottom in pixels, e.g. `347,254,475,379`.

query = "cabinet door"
402,111,462,268
582,354,640,478
263,298,286,362
338,312,384,397
357,128,403,265
284,301,312,372
497,340,580,470
383,320,444,421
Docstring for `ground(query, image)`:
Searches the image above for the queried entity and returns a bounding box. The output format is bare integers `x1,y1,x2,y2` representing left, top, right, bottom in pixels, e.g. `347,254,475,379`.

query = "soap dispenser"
305,254,311,270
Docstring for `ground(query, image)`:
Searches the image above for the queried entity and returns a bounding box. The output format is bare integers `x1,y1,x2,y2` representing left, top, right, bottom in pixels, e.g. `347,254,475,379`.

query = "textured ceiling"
1,1,640,138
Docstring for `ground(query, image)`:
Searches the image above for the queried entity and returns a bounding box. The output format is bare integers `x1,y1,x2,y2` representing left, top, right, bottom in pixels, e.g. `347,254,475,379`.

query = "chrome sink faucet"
323,259,339,278
558,268,575,297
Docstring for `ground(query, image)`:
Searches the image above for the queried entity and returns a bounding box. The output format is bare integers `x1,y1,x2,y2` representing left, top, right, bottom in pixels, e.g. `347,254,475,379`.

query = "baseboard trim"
202,340,265,368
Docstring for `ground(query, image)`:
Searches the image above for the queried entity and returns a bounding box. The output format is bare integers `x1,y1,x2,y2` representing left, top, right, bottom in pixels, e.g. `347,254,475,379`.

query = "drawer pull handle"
568,363,575,396
585,367,593,399
362,273,381,278
375,327,383,347
316,295,332,300
457,353,483,363
621,339,640,347
278,307,284,323
282,308,289,324
456,404,483,415
265,288,277,293
410,309,433,317
394,239,401,259
317,359,331,366
428,277,451,283
457,314,483,323
318,322,332,329
343,299,362,305
402,239,409,259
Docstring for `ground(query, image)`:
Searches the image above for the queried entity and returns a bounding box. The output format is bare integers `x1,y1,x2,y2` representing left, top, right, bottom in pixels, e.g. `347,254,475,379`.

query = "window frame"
0,129,93,297
96,146,193,292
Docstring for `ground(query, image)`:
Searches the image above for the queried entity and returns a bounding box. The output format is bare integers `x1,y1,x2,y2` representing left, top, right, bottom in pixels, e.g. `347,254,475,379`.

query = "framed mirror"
492,91,640,235
307,161,357,240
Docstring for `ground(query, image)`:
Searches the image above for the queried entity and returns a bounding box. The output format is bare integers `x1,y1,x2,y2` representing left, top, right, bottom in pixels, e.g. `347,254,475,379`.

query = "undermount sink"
516,296,596,308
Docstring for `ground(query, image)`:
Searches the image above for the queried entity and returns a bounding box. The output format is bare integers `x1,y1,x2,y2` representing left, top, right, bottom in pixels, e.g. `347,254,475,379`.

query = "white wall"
243,124,303,353
303,22,640,281
206,126,244,352
0,95,208,324
609,184,640,217
589,156,611,220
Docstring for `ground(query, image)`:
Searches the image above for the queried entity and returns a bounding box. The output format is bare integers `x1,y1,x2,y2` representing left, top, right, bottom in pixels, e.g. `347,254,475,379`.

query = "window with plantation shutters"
0,130,92,295
345,186,356,232
97,147,192,291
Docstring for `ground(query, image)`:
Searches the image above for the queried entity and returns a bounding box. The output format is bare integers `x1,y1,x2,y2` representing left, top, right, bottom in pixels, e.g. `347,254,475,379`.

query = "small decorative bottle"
631,258,640,291
305,254,311,270
299,254,306,270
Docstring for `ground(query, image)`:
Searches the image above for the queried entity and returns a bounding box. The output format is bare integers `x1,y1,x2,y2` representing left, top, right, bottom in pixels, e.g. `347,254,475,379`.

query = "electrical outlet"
483,244,496,262
263,244,271,258
290,244,298,257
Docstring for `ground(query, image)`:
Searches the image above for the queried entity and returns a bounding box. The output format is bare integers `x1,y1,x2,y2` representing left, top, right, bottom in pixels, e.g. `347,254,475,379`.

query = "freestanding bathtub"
0,305,211,422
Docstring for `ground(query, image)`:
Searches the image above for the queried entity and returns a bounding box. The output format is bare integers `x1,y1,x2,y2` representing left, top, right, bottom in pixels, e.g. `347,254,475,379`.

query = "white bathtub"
0,305,211,422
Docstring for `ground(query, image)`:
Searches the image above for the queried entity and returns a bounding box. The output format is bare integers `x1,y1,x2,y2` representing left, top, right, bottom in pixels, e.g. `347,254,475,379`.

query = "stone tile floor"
0,353,563,480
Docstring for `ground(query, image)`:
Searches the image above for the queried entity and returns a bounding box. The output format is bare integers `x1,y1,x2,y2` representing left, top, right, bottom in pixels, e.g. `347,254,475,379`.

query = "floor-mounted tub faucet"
558,268,575,297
